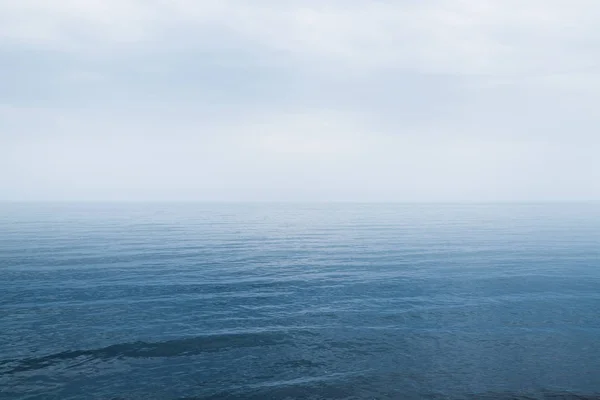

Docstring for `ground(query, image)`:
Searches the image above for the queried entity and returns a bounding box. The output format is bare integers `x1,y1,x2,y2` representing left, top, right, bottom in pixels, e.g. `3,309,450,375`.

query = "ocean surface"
1,203,599,400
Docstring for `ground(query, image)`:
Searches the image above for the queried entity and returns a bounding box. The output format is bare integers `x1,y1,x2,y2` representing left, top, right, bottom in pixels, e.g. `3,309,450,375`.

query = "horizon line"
1,200,599,205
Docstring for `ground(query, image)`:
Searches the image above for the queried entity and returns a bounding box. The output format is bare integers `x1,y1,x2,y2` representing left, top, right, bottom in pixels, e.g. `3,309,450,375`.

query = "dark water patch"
0,332,290,375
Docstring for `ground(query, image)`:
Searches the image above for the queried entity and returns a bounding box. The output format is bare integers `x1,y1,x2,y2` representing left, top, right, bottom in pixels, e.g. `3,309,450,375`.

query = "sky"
1,0,599,202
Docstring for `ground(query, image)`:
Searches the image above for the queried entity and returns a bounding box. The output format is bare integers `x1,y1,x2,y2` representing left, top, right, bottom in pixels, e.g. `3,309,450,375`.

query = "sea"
1,203,599,400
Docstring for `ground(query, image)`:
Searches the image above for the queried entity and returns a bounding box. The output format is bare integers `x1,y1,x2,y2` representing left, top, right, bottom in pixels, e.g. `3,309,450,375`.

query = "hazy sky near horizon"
1,0,599,201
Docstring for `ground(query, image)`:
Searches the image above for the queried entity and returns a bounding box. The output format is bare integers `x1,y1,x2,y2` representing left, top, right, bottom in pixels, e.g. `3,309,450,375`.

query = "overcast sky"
1,0,599,202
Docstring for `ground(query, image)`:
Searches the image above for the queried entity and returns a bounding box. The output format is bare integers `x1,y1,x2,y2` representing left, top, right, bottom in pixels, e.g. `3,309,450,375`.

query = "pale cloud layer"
1,1,599,201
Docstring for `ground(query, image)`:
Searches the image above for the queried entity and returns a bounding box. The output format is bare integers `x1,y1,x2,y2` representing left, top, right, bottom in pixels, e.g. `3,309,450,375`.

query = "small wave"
174,380,600,400
0,331,289,375
189,391,600,400
471,393,600,400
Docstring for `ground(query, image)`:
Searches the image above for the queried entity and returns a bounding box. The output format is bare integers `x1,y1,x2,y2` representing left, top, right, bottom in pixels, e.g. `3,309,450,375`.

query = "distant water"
1,203,600,400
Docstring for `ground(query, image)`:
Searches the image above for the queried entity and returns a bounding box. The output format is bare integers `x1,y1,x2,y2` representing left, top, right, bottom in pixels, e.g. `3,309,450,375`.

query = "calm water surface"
1,203,599,399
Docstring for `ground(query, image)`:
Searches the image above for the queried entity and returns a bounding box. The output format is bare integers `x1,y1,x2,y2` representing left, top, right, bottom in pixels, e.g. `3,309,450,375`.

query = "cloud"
1,1,599,201
2,106,597,202
3,0,600,74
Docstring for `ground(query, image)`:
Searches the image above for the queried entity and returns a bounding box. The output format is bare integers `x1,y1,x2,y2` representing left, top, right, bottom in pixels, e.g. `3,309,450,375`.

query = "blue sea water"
0,203,599,400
